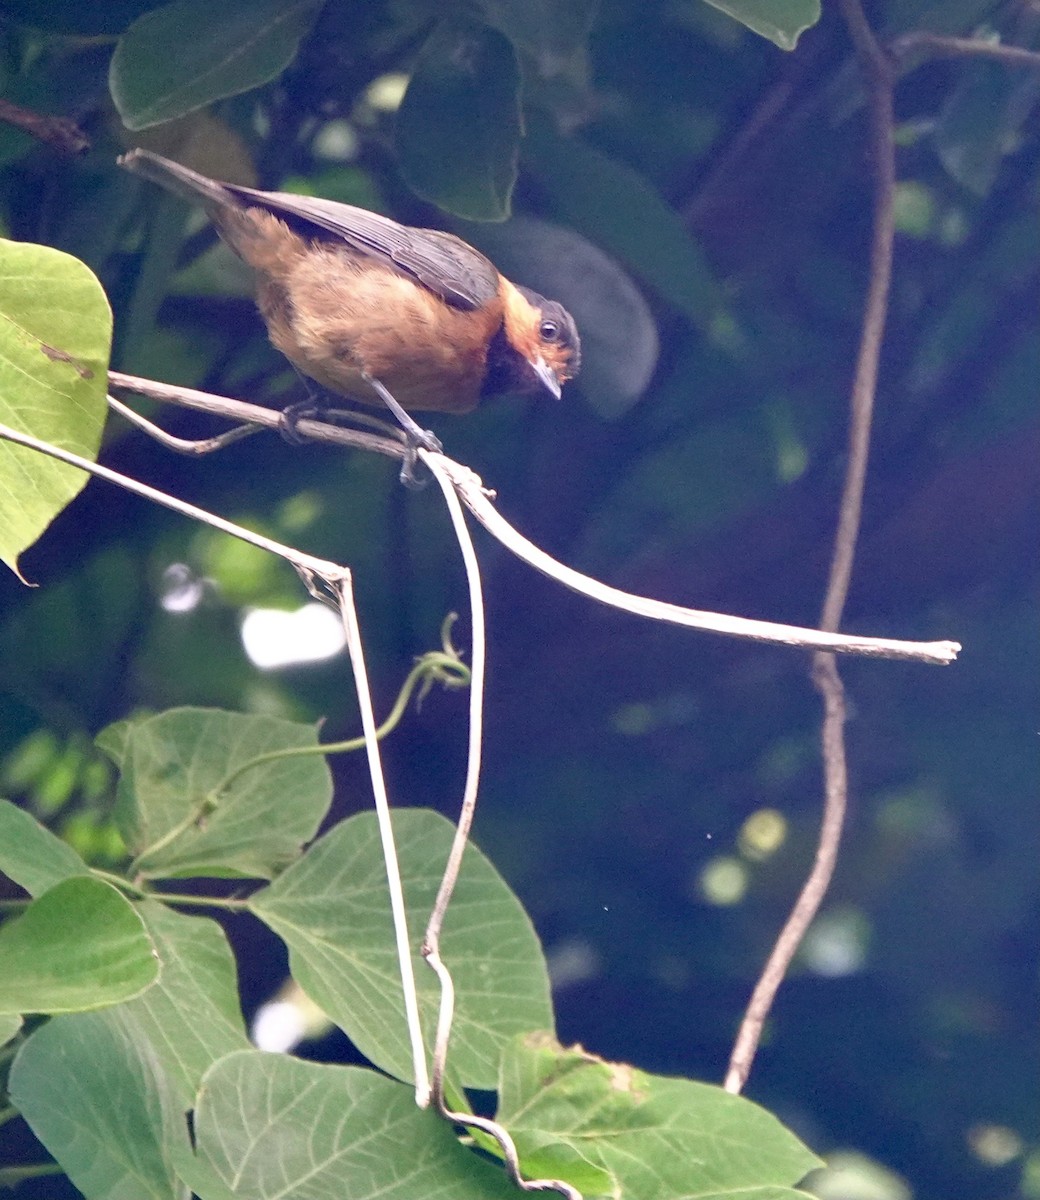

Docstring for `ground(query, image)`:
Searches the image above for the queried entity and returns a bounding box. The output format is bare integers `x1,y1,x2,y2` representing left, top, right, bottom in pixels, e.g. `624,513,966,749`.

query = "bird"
118,149,581,478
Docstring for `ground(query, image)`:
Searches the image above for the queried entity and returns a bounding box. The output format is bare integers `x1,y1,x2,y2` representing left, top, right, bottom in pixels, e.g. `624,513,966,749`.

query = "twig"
435,457,957,666
0,99,89,155
108,370,405,463
725,0,897,1095
107,394,261,455
0,420,342,573
414,480,579,1199
891,31,1040,71
820,0,894,635
683,53,813,225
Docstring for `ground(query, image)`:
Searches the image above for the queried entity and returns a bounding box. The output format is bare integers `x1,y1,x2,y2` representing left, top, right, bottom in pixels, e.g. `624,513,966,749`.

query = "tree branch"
725,0,897,1095
0,99,89,155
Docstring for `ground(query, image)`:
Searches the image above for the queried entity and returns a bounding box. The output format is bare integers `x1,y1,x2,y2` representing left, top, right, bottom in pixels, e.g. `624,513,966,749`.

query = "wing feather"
222,184,500,311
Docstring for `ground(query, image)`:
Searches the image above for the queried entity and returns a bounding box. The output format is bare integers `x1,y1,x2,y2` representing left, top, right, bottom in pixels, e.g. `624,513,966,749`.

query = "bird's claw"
278,400,319,445
399,427,443,489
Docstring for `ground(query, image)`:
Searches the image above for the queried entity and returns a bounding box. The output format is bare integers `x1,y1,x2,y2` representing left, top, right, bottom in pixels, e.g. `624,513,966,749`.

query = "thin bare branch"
0,99,89,155
424,470,486,950
820,0,894,635
434,456,957,666
107,394,261,455
0,420,342,576
108,370,405,463
725,0,897,1094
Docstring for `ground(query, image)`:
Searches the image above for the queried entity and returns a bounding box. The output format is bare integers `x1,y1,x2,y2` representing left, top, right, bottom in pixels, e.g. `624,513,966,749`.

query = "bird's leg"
278,366,441,488
360,372,442,489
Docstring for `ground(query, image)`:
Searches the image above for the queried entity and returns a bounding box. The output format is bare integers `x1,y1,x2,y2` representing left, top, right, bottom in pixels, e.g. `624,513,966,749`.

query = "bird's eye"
539,319,560,341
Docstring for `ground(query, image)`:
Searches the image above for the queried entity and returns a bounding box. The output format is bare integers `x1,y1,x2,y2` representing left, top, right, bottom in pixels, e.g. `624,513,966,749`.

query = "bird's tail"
118,149,240,212
118,148,302,277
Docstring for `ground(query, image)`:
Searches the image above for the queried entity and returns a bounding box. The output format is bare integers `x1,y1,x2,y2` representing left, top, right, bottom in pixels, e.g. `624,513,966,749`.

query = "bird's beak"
530,355,562,400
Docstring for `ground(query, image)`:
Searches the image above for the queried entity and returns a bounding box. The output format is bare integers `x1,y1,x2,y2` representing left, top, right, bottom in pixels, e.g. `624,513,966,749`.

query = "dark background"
0,1,1038,1197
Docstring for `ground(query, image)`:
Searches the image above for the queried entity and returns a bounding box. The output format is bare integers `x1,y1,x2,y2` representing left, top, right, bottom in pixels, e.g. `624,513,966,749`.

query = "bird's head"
490,282,581,401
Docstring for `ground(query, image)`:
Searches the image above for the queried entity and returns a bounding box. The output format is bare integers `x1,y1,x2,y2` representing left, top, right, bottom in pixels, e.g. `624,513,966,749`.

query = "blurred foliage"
0,0,1037,1197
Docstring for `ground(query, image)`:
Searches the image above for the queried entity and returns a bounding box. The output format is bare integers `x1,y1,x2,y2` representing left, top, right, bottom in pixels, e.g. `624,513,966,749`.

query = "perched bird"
118,149,581,472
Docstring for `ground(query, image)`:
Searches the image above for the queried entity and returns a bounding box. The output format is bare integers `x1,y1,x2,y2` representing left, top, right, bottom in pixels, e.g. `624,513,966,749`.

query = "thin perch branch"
108,370,405,463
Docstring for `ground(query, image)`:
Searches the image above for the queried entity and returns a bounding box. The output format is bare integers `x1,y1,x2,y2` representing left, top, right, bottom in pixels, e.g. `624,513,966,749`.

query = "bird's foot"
399,426,443,490
277,399,321,445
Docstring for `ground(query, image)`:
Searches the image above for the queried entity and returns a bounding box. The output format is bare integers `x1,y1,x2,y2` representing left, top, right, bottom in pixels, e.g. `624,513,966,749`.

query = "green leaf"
110,0,324,131
191,1051,517,1199
0,798,91,896
0,1013,21,1047
524,118,721,326
9,1009,190,1200
249,809,554,1088
397,18,522,221
112,901,251,1109
496,1035,822,1199
699,0,820,50
97,707,332,879
0,877,159,1015
0,240,110,581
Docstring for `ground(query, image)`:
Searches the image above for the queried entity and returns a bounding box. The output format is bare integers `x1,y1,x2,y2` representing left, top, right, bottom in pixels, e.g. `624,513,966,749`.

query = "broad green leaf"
496,1035,822,1199
397,18,521,221
249,809,554,1088
0,799,90,895
191,1051,517,1199
0,876,158,1015
112,901,250,1108
9,1009,189,1200
700,0,820,49
110,0,324,130
0,1013,21,1046
97,707,332,879
525,118,721,327
0,240,110,580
